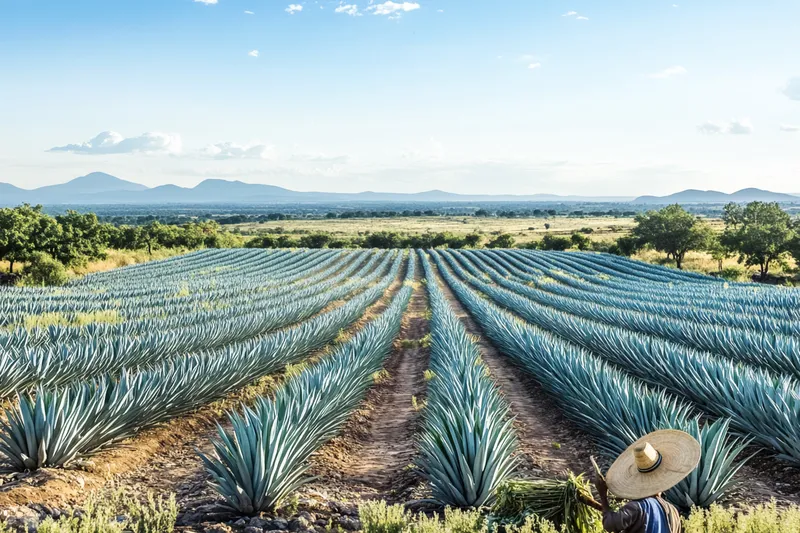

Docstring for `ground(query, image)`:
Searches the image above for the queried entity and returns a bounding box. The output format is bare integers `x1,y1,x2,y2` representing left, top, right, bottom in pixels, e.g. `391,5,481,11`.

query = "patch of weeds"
373,368,391,384
411,395,427,412
423,370,436,381
551,442,562,450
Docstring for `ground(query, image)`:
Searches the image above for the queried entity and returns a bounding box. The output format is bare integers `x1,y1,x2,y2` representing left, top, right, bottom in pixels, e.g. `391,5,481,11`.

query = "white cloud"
563,11,588,20
335,4,360,16
697,122,724,135
244,10,254,14
728,119,753,135
202,142,276,160
528,62,542,69
437,8,444,12
193,0,217,4
367,1,420,15
672,4,679,7
285,4,303,14
697,119,753,135
649,65,688,79
783,78,800,101
779,124,799,132
248,49,259,57
48,131,182,155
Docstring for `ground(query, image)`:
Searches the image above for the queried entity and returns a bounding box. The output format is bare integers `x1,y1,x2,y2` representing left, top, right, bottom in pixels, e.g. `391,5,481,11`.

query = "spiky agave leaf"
416,251,518,508
432,250,747,510
0,253,405,470
199,255,416,513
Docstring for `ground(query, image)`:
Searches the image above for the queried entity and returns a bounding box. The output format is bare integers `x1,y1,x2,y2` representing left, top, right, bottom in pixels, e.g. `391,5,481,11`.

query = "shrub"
539,235,571,251
683,502,800,533
487,234,515,249
360,501,410,533
22,252,69,286
719,266,745,281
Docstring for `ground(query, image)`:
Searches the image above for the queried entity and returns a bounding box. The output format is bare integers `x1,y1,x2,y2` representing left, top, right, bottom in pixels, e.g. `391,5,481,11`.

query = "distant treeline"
0,205,243,284
244,230,620,254
97,208,641,227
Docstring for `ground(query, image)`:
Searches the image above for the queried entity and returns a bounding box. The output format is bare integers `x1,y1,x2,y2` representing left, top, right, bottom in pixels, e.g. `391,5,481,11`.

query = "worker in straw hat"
583,429,701,533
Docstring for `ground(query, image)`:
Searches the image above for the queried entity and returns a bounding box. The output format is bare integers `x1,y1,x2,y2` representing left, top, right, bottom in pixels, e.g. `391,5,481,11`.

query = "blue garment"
639,497,668,533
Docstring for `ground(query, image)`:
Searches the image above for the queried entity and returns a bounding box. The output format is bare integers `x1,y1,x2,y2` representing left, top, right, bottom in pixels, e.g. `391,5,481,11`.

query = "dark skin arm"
579,474,610,512
577,471,607,512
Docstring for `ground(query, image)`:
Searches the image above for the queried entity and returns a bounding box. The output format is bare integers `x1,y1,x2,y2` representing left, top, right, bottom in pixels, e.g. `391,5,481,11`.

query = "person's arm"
601,501,643,533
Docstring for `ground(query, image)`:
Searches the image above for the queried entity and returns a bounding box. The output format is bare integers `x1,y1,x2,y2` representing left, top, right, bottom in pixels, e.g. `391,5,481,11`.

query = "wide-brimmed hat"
606,430,701,500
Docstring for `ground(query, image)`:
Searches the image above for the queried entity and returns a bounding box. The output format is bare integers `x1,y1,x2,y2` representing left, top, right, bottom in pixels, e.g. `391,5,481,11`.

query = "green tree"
140,221,165,255
0,204,46,273
539,234,571,251
614,235,642,257
463,233,482,248
487,233,515,249
632,204,713,269
299,233,333,248
52,211,108,266
570,232,592,251
721,201,796,280
22,252,69,286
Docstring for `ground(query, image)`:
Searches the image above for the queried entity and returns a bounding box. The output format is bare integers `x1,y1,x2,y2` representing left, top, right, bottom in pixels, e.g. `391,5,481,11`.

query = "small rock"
234,518,249,528
314,519,328,527
266,518,289,531
337,517,361,531
288,517,310,532
249,518,270,529
245,527,263,533
329,502,358,516
205,524,235,533
298,512,315,523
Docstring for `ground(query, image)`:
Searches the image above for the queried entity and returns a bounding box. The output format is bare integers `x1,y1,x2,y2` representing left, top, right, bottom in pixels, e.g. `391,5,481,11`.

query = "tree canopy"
631,204,713,269
721,201,796,279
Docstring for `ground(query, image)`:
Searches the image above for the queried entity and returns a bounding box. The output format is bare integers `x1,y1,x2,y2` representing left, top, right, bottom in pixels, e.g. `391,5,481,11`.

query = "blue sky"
1,0,799,195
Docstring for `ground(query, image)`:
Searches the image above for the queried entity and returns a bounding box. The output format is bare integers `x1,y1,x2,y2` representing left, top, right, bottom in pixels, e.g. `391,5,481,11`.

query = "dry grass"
0,248,188,279
634,249,798,281
230,216,639,244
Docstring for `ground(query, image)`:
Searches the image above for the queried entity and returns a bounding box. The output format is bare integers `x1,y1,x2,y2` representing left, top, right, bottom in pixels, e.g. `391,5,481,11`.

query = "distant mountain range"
632,188,800,204
1,173,798,206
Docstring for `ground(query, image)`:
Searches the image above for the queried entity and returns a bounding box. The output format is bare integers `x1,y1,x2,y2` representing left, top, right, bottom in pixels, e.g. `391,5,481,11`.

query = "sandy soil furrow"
430,259,595,479
306,268,430,503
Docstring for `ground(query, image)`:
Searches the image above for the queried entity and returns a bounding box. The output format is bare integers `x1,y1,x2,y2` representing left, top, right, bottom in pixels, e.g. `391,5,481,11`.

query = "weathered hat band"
637,452,663,473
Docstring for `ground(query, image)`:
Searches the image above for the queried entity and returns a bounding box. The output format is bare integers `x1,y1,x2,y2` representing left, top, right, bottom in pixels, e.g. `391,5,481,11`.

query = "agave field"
1,247,800,528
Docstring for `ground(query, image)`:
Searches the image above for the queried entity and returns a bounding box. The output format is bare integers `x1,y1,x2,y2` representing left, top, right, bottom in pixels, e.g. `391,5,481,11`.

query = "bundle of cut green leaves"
490,476,601,533
199,254,416,514
416,251,518,508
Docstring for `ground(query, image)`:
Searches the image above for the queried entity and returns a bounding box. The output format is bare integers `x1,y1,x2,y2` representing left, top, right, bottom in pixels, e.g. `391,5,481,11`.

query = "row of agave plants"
454,250,800,378
519,250,800,316
478,250,800,337
0,252,392,397
0,249,355,335
416,251,518,507
1,249,361,348
451,250,800,464
0,253,405,470
456,249,800,464
431,250,748,511
200,253,417,514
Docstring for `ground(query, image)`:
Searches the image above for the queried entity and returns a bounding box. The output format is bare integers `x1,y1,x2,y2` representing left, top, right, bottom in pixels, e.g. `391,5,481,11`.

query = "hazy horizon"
2,0,799,196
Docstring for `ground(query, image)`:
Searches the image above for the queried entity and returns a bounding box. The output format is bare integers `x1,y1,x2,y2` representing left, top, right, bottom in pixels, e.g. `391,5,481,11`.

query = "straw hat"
606,430,701,500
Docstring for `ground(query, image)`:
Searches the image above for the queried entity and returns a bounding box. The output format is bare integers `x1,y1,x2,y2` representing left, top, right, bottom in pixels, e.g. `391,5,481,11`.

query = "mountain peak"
58,172,149,193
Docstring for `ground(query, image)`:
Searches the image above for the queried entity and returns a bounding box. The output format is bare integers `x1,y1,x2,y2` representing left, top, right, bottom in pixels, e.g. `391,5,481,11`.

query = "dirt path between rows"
106,270,411,526
430,259,596,480
0,260,406,524
306,267,430,503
